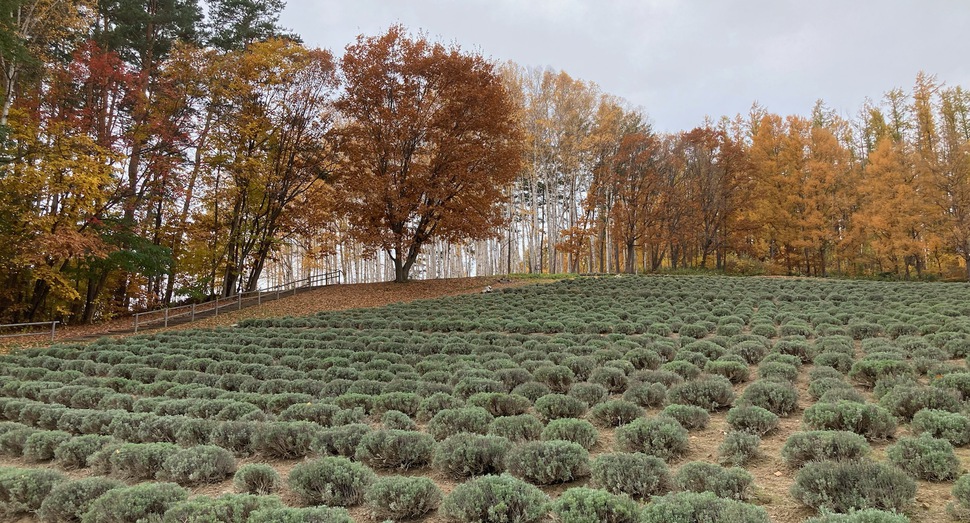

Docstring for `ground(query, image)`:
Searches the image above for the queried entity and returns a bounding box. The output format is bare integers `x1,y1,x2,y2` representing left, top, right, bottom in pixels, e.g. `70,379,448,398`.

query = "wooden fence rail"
133,271,342,333
0,321,59,342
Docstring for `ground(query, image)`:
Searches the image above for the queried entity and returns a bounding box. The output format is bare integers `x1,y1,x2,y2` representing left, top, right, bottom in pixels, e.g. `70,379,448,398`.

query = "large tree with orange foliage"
334,25,523,282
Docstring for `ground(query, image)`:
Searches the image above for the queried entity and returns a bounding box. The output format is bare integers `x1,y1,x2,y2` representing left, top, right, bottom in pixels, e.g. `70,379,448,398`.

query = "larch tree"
939,86,970,280
334,25,523,283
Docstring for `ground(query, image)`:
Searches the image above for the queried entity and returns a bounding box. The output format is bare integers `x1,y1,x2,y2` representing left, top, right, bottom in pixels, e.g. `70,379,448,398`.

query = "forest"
2,0,970,325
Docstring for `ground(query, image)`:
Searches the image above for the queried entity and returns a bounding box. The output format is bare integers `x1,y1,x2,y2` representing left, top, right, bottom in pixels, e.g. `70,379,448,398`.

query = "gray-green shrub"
739,379,798,416
159,493,281,523
780,430,871,468
365,476,441,520
808,377,853,401
674,461,754,500
354,429,434,470
312,423,372,458
718,430,760,466
541,418,598,450
0,427,37,456
441,474,548,523
568,383,609,406
911,409,970,446
37,477,124,523
287,456,376,506
886,434,960,481
705,360,750,384
659,404,710,431
622,382,666,408
667,375,734,411
878,385,961,421
23,430,71,462
551,487,640,523
533,394,587,421
589,367,628,393
506,440,590,485
726,405,778,435
532,365,575,393
102,442,179,481
487,414,543,443
758,361,798,382
849,359,913,387
432,433,511,479
467,392,531,417
53,435,116,470
814,352,854,374
427,407,493,440
80,482,187,523
160,445,236,486
639,491,769,523
950,473,970,520
0,467,66,517
416,392,463,422
233,463,281,495
802,401,897,441
248,506,352,523
589,452,671,500
380,409,417,431
210,421,257,457
790,460,915,513
589,399,642,427
804,509,910,523
615,417,688,461
253,421,319,459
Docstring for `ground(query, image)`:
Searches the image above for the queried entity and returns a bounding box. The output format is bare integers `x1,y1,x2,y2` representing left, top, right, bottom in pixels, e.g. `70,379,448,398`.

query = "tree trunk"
390,247,421,283
625,241,636,274
82,269,111,324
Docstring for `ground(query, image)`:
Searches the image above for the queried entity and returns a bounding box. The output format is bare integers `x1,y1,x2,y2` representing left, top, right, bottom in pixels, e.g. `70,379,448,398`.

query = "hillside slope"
2,276,546,351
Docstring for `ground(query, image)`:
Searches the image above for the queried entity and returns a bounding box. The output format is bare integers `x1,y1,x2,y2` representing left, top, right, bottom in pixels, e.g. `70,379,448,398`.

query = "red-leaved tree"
334,25,523,282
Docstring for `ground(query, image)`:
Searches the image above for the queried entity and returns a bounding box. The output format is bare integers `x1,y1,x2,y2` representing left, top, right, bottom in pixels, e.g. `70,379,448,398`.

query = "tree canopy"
2,2,970,325
334,25,522,282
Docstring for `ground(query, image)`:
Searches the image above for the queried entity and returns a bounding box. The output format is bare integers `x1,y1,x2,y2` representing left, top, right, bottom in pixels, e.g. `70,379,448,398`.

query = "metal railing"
0,321,60,342
133,271,342,333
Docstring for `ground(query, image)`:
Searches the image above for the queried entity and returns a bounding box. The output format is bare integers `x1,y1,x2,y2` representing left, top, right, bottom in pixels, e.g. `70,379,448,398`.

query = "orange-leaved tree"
334,25,523,282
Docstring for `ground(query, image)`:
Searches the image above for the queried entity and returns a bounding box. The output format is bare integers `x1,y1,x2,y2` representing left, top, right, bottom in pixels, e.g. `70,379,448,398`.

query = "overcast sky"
279,1,970,133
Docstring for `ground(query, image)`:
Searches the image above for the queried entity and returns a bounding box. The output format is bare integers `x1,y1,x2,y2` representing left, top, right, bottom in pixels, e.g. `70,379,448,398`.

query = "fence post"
215,296,219,317
191,303,195,322
134,314,139,333
50,321,57,342
164,307,169,327
257,291,261,305
238,293,242,310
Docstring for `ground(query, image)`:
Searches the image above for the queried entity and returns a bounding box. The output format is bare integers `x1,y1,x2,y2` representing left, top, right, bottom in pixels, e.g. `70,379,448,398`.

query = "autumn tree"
190,39,338,296
938,86,970,280
600,130,662,273
0,40,127,322
677,125,745,270
0,0,93,127
583,96,634,272
334,25,522,283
